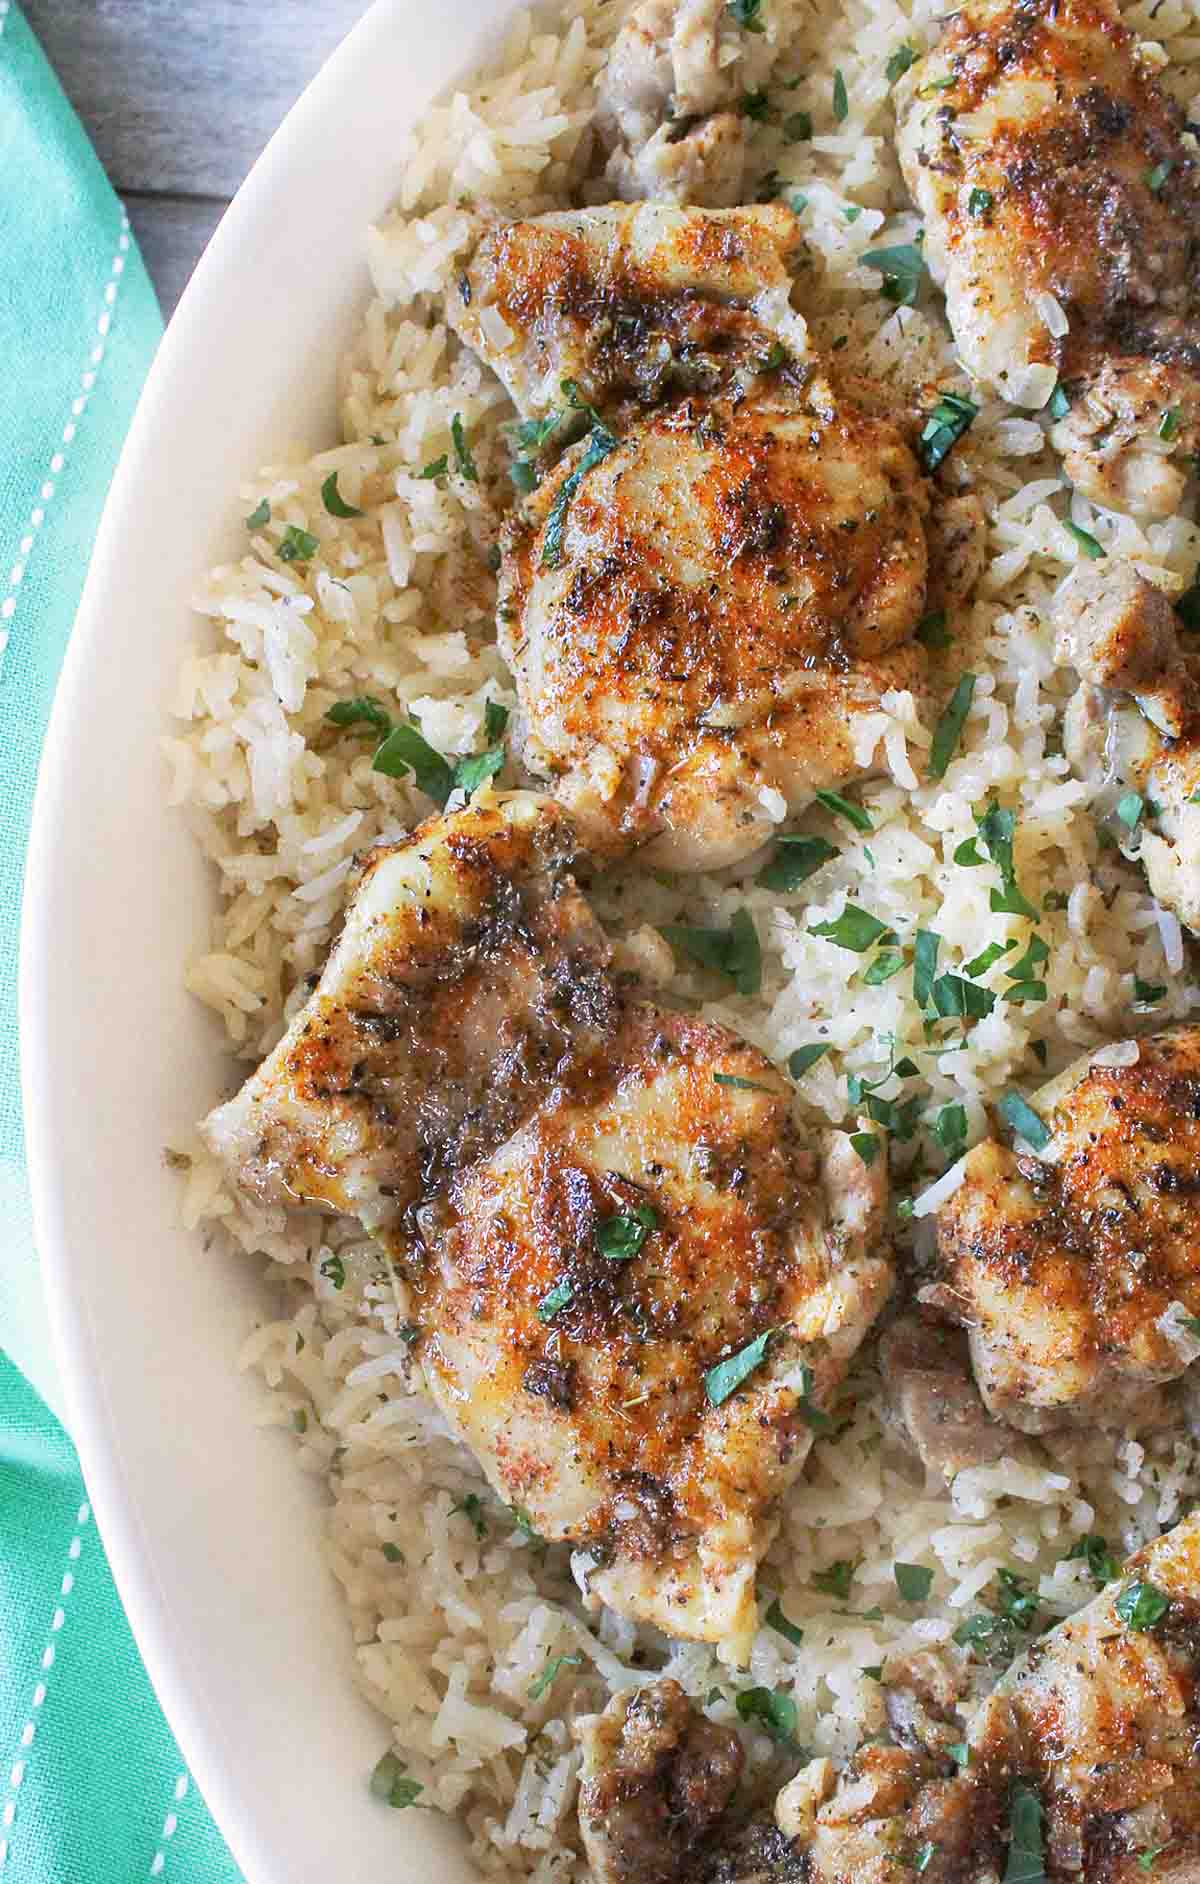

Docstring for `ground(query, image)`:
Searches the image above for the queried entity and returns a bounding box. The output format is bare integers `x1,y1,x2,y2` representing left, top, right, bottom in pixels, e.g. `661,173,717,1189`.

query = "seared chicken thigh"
597,0,747,207
448,202,962,869
895,0,1200,517
932,1029,1200,1432
1057,561,1200,933
204,795,892,1657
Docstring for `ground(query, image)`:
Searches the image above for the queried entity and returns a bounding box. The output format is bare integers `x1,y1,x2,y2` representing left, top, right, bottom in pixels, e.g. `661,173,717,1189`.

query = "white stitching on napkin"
0,1501,91,1867
0,210,133,669
147,1771,190,1877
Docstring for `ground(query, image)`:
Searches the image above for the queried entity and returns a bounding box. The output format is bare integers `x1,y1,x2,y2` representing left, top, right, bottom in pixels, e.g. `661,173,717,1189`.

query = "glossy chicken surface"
933,1029,1200,1431
895,0,1200,516
597,0,747,207
499,387,932,868
204,794,892,1656
1058,562,1200,934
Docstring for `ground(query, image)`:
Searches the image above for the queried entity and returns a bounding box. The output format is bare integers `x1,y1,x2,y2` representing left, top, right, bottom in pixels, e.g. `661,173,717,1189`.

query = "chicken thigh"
895,0,1200,517
932,1028,1200,1432
204,793,892,1658
596,0,748,207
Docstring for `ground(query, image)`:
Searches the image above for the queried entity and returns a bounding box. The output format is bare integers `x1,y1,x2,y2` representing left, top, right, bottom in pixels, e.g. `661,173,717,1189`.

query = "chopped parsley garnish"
953,1608,1016,1662
1139,1847,1167,1871
741,88,771,120
1159,407,1182,442
917,609,952,650
735,1686,799,1745
727,0,765,29
832,69,849,120
662,909,762,994
977,802,1038,917
862,242,926,306
326,695,393,740
1064,518,1104,560
955,836,983,866
1134,979,1167,1006
419,454,449,480
863,1664,884,1680
928,673,977,778
245,498,271,529
929,973,996,1020
484,700,509,742
914,1847,936,1874
713,1072,775,1092
863,949,906,985
1043,890,1069,911
783,110,813,141
705,1330,775,1405
1146,160,1173,194
886,42,916,83
372,721,455,804
998,1092,1051,1151
758,833,839,890
850,1131,880,1165
398,1323,421,1346
453,743,505,798
797,1361,834,1432
596,1205,657,1261
758,340,788,371
963,939,1015,977
918,391,978,473
894,1561,934,1601
278,524,319,563
996,1568,1039,1629
528,1652,582,1700
1048,383,1071,420
508,1505,545,1547
1115,1580,1169,1631
810,904,892,953
814,788,873,832
382,1542,403,1562
914,929,941,1007
370,1753,423,1810
1065,1534,1117,1586
451,1493,487,1539
1004,1782,1045,1884
766,1598,805,1647
843,204,863,223
321,470,364,518
967,187,993,216
1116,789,1145,831
812,1559,857,1600
934,1102,968,1153
541,421,619,568
947,1741,970,1768
788,1045,830,1081
537,1278,575,1322
292,1408,308,1434
1031,1039,1048,1066
451,413,478,482
319,1254,346,1290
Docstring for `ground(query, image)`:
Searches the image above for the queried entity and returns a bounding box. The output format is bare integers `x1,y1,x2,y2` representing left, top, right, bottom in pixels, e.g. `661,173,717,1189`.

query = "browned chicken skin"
933,1030,1200,1432
896,0,1200,516
878,1314,1010,1478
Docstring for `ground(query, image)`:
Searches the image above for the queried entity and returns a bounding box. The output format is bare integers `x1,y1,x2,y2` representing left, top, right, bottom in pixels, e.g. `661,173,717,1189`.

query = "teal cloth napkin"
0,8,242,1878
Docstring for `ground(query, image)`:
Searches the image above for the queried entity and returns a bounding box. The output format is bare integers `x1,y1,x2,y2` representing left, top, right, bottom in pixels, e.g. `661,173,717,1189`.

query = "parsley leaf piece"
244,497,271,529
783,109,813,140
914,1846,936,1874
886,42,916,83
452,745,505,798
1134,978,1167,1006
371,721,455,804
1031,1038,1048,1066
662,908,761,994
928,673,977,778
934,1102,968,1151
968,187,993,216
419,454,449,480
537,1278,574,1322
998,1092,1051,1151
321,470,364,518
451,1493,488,1539
705,1330,775,1406
1138,1848,1167,1872
382,1541,403,1562
895,1561,934,1601
596,1204,657,1261
814,788,874,832
1159,406,1181,442
1146,160,1173,194
727,0,765,29
766,1598,805,1647
326,696,393,740
370,1753,423,1810
914,928,941,1007
758,834,839,890
996,1567,1039,1629
862,242,926,307
713,1071,775,1092
292,1408,308,1434
1048,383,1071,420
964,939,1015,977
788,1043,831,1078
528,1652,583,1701
850,1131,880,1165
541,423,619,568
863,1664,884,1681
863,949,906,985
833,68,849,120
320,1254,346,1290
508,1504,546,1547
1004,1783,1045,1884
947,1741,971,1768
977,803,1038,917
930,973,996,1020
812,1559,856,1600
1006,935,1049,982
451,413,478,482
843,204,863,223
1064,518,1104,560
797,1360,834,1432
741,87,771,120
955,836,983,866
278,524,319,563
1116,789,1144,831
917,609,952,650
810,904,892,952
484,700,509,741
918,391,978,472
736,1686,799,1746
1116,1580,1169,1631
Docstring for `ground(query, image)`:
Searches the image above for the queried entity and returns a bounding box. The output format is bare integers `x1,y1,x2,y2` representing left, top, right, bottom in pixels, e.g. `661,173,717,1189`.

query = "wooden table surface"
24,1,370,318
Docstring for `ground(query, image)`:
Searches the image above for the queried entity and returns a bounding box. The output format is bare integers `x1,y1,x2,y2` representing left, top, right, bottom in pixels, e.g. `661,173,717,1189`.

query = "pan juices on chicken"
203,791,893,1662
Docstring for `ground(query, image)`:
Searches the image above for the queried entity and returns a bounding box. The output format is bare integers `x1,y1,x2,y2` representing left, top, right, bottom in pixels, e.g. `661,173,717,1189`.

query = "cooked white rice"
166,0,1200,1873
